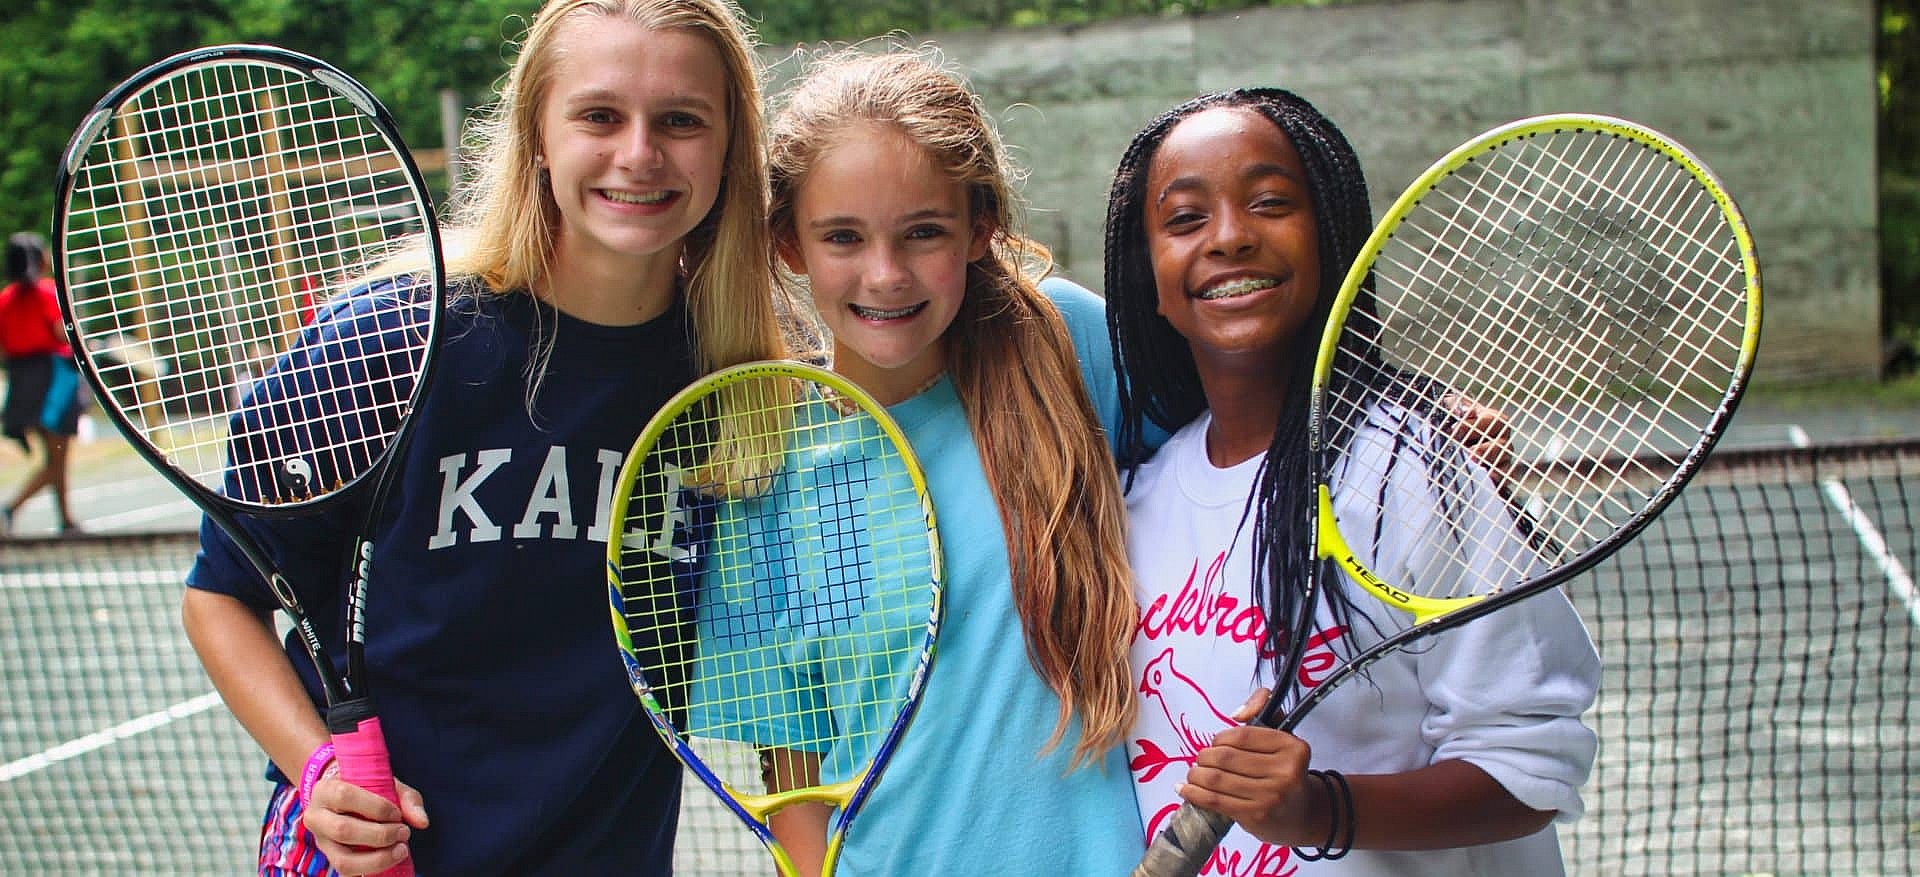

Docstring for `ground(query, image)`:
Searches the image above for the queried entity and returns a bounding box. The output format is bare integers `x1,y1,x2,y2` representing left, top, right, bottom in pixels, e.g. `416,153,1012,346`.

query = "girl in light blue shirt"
739,49,1144,875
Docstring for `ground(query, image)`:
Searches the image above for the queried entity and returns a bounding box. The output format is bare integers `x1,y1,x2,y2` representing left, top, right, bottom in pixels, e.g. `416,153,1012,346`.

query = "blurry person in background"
1,230,85,536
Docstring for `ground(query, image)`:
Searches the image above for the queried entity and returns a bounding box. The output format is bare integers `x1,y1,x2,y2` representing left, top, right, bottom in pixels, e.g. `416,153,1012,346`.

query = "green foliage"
0,0,522,242
1884,0,1920,342
1884,171,1920,338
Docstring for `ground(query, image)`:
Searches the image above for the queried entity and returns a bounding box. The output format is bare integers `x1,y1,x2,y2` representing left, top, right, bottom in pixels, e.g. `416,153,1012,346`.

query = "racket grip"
1130,802,1234,877
327,697,416,877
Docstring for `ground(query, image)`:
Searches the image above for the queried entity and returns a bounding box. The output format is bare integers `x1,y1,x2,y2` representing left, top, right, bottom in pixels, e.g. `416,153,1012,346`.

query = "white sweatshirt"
1127,409,1602,876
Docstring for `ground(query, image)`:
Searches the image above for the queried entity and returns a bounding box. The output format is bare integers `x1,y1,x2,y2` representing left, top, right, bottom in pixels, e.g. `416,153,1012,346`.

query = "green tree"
739,0,1304,44
2,0,254,240
0,0,520,241
1882,0,1920,343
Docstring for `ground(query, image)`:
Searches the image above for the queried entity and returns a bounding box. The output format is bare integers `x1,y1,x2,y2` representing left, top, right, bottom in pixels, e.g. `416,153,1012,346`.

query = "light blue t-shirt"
686,389,940,786
831,278,1141,874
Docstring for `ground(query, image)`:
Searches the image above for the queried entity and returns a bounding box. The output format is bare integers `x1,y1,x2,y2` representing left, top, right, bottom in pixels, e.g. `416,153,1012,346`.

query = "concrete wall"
764,0,1878,382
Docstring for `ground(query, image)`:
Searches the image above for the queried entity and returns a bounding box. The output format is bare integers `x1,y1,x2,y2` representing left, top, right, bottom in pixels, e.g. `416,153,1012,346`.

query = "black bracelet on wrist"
1322,768,1354,860
1293,768,1355,861
1294,769,1343,861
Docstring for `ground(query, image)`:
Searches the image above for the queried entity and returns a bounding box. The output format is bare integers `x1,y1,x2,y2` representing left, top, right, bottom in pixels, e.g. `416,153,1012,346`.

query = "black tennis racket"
1132,114,1762,875
53,44,443,877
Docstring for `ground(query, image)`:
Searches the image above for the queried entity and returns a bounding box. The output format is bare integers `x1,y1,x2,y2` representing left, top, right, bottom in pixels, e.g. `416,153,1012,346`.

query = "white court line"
0,692,224,782
83,498,200,530
7,476,199,532
4,497,203,534
1787,425,1920,629
17,470,179,504
0,568,183,589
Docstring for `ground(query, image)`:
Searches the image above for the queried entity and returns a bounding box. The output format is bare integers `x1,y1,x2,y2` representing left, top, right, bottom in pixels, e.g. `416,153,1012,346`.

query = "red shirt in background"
0,278,71,359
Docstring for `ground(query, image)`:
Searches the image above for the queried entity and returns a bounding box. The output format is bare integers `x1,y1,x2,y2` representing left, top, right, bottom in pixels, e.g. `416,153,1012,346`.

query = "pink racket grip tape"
328,697,416,877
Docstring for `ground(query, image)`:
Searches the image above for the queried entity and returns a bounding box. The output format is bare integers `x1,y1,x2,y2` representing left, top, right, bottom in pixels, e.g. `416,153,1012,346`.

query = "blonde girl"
180,1,787,873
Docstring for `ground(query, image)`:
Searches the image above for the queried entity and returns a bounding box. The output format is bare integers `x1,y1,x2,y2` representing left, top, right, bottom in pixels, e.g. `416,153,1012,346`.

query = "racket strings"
1327,126,1751,601
1478,134,1746,395
61,58,431,502
616,374,937,793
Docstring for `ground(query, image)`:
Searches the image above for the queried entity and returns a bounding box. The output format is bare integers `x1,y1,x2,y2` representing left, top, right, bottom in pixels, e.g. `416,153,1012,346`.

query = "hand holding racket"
608,361,942,876
54,45,443,877
1132,114,1761,876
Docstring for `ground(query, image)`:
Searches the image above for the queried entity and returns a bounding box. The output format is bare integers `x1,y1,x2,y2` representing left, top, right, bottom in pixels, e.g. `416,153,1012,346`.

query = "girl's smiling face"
1144,106,1323,381
537,18,731,272
781,122,989,404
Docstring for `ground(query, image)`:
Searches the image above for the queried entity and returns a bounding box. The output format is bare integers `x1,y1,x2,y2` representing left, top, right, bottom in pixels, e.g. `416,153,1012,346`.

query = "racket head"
1307,113,1760,624
53,43,445,516
606,361,943,873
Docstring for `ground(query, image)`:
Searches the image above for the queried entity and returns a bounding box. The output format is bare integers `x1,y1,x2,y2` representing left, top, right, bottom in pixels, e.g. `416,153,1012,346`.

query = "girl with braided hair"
1107,89,1602,874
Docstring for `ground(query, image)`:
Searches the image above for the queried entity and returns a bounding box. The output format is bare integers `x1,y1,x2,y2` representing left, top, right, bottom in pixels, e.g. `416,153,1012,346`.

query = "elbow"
180,588,224,645
1514,805,1557,838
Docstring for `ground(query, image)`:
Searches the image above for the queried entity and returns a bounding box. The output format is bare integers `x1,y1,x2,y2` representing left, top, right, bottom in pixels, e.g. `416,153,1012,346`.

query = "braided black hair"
1103,87,1382,675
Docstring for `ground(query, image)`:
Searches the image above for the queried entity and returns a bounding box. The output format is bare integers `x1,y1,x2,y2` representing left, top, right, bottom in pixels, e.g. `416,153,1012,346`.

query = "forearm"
769,803,832,876
762,747,830,877
180,588,330,778
1332,759,1553,851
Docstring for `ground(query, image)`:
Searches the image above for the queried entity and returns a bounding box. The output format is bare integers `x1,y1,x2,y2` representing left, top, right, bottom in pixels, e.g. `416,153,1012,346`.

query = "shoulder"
1037,275,1108,334
1341,399,1443,468
1035,275,1128,438
315,274,436,329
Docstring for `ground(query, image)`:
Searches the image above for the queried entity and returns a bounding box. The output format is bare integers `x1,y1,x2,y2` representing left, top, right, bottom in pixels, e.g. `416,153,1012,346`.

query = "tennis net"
2,438,1915,875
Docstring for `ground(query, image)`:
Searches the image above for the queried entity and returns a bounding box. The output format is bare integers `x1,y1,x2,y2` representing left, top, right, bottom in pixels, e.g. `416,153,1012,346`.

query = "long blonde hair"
768,49,1137,767
452,0,785,377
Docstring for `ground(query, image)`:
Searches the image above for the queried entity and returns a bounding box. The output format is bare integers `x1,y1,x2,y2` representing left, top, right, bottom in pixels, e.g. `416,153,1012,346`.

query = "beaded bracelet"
298,742,336,809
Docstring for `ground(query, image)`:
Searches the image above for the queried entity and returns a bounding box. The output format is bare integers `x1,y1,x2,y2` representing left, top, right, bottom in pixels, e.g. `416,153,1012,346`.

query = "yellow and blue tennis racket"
1133,114,1762,875
607,361,942,876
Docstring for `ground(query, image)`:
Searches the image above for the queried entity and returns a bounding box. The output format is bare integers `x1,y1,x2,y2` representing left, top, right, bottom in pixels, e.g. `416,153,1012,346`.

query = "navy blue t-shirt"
187,284,697,875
